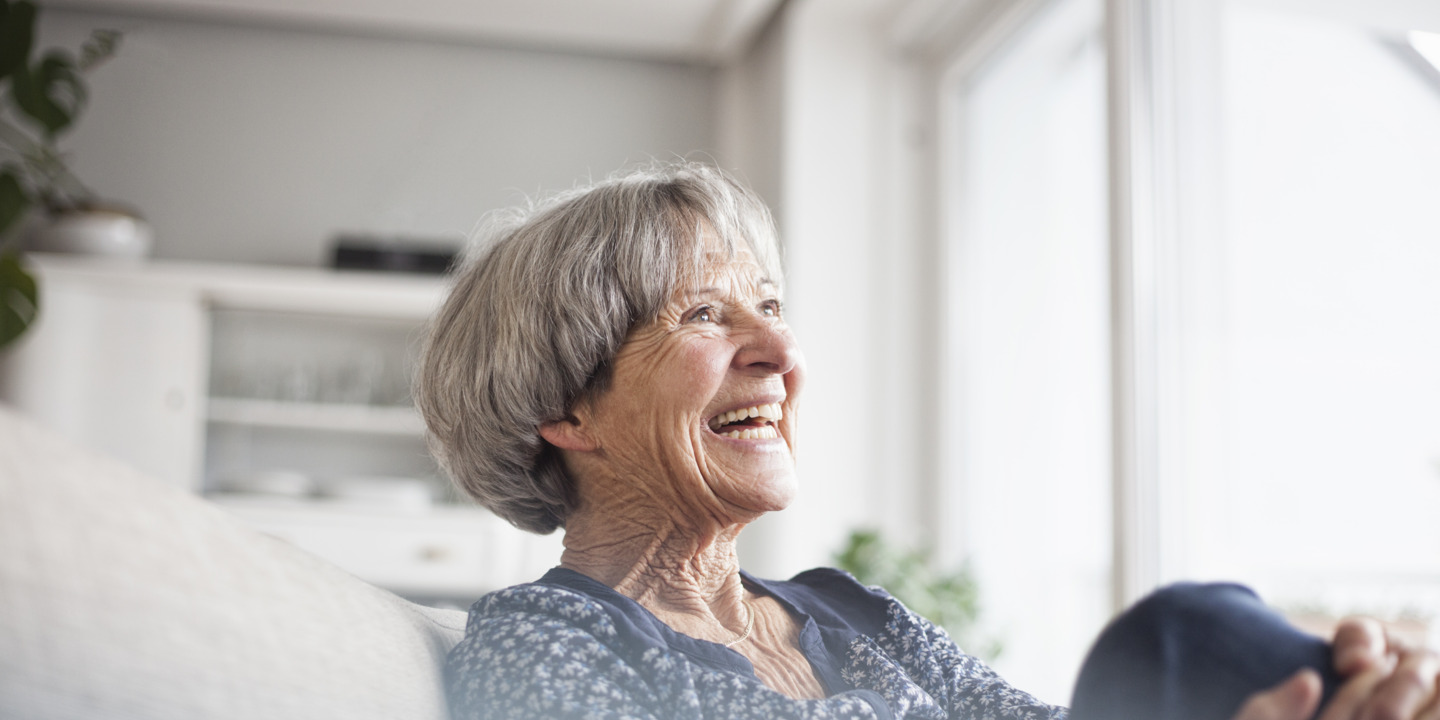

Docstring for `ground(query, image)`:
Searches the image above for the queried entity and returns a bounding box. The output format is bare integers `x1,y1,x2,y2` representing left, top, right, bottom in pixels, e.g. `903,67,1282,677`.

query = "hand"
1330,618,1440,720
1233,619,1440,720
1232,669,1324,720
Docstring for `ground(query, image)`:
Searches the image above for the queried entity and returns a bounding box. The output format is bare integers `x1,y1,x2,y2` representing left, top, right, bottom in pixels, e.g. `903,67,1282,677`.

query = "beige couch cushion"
0,406,467,720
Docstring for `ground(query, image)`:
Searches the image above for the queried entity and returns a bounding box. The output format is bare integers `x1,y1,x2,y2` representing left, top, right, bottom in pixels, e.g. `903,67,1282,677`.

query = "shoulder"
758,567,901,637
464,582,619,638
446,583,666,719
783,566,895,604
447,583,625,684
772,569,966,679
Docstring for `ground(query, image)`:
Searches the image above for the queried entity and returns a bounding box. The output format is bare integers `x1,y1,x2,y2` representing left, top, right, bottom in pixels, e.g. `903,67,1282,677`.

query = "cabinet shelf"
207,396,426,436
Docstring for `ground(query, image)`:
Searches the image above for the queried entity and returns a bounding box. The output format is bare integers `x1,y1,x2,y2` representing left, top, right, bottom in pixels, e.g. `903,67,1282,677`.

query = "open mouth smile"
706,402,783,440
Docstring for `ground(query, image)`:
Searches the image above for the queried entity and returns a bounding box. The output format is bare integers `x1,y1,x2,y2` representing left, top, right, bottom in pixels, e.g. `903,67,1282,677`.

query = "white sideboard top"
28,253,450,320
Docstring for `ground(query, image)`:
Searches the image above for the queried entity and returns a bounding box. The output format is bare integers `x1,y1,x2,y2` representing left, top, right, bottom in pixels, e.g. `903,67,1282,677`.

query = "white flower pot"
35,210,154,258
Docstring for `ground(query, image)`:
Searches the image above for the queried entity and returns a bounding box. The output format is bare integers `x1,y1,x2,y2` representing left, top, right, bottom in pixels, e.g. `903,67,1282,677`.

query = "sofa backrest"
0,406,468,720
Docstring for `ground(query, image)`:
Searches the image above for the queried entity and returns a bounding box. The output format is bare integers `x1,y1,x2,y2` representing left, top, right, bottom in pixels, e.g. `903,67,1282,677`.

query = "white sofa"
0,406,468,720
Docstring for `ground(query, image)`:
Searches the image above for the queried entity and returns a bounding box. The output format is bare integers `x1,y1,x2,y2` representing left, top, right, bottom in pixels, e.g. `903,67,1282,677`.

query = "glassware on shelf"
208,308,419,409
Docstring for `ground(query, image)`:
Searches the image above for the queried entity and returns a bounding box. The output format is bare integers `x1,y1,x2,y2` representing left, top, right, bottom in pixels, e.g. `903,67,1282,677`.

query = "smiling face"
548,231,805,528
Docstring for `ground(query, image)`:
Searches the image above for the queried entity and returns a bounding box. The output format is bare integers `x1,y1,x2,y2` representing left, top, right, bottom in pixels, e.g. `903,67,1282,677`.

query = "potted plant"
1,0,123,348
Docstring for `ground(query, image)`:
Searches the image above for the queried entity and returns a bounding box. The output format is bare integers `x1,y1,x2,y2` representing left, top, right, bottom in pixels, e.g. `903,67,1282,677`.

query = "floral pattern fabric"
445,570,1068,720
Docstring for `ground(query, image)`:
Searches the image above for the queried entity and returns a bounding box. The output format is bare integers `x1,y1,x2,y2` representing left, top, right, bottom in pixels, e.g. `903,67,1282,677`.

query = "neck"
560,507,747,617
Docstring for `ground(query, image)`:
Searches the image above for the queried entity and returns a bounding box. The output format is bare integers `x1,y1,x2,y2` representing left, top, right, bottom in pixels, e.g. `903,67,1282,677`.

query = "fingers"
1418,692,1440,720
1319,667,1390,720
1335,618,1391,675
1331,617,1440,720
1233,670,1325,720
1356,647,1440,720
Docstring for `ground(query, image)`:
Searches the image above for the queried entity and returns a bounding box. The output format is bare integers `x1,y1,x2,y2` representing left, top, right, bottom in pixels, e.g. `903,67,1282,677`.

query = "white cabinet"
1,253,562,602
202,306,437,497
1,258,210,488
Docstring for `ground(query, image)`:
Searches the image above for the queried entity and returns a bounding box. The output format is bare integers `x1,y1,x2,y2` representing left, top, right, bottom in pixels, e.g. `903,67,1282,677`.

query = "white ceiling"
47,0,785,63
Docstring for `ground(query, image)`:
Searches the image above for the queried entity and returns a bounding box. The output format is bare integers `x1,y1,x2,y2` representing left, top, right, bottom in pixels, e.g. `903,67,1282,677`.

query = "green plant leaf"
0,250,38,348
833,527,1002,660
11,51,87,138
0,168,28,236
0,0,37,82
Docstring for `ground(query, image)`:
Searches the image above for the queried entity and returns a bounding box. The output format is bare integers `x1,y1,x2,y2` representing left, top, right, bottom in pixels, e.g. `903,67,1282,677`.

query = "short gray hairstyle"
415,162,783,534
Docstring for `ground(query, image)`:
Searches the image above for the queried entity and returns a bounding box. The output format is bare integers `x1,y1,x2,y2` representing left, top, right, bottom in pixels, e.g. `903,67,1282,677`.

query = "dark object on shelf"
331,237,459,275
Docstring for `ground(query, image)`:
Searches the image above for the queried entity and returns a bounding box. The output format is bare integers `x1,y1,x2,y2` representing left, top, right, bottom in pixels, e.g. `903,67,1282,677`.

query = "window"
1179,0,1440,634
939,0,1109,702
931,0,1440,699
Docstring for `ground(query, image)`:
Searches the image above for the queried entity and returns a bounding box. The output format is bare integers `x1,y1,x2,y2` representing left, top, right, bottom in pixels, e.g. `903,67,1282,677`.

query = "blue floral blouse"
445,566,1067,719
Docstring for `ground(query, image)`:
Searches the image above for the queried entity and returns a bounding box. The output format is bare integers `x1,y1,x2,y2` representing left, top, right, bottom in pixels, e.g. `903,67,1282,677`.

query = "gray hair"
414,162,783,534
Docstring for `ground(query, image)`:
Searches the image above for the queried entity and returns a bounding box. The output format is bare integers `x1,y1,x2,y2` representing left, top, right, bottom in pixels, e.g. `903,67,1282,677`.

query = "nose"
733,313,802,376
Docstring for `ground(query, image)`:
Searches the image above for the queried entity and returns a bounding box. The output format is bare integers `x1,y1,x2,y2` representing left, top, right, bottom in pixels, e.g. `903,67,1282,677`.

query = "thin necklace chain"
723,598,756,648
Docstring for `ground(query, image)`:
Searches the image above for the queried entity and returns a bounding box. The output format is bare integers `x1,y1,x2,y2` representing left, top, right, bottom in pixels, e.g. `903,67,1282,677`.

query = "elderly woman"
417,163,1437,720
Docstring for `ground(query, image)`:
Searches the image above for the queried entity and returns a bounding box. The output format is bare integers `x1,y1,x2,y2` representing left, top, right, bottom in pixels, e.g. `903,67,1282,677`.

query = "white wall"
716,6,786,219
38,9,717,265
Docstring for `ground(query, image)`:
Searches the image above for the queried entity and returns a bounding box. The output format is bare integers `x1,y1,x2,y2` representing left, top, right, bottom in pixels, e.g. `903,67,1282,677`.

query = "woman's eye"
760,299,782,317
689,306,716,323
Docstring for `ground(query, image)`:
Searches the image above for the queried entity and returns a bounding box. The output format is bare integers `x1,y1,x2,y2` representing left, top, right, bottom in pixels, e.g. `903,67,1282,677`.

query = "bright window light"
1409,30,1440,72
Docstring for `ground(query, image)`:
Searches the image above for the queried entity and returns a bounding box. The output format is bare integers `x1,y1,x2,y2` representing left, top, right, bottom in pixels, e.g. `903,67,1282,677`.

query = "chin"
709,467,797,518
747,472,799,514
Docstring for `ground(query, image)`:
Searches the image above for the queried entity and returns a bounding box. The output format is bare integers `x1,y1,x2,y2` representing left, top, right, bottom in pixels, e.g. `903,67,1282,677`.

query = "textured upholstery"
0,406,466,720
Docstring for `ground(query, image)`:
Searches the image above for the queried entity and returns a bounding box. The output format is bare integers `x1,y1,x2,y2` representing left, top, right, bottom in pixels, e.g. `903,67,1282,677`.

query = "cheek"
604,341,731,427
670,341,732,399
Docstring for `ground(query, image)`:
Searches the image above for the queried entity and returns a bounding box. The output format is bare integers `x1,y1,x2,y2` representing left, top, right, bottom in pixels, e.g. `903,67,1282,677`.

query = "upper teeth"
708,402,783,431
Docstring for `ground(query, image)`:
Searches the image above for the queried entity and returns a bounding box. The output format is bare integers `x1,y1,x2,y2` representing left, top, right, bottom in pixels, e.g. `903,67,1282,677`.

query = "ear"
538,413,599,452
